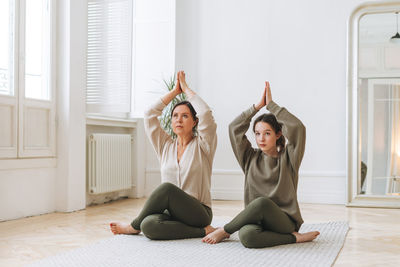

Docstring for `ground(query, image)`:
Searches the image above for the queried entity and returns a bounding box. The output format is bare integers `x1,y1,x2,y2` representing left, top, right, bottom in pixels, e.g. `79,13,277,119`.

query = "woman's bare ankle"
204,225,216,235
202,227,230,244
292,231,320,243
110,222,141,235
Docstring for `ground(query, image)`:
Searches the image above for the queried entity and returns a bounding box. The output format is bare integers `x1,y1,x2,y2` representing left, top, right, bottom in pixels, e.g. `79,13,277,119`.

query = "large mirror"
347,1,400,207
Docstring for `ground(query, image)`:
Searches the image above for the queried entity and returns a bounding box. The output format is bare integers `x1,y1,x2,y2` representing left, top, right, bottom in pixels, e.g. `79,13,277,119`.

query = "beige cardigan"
144,94,217,208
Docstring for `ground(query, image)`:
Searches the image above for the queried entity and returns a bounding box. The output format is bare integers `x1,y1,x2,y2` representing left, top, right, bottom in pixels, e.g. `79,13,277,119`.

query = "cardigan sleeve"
188,94,218,160
143,98,173,159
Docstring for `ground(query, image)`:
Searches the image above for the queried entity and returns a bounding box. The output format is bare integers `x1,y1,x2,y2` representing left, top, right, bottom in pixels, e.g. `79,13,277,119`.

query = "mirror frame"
347,1,400,208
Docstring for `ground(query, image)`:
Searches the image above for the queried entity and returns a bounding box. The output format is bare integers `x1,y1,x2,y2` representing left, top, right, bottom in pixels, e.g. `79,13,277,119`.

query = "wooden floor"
1,199,399,267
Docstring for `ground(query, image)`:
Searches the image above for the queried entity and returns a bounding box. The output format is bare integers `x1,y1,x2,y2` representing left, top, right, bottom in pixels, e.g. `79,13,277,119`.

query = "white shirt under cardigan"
143,94,217,208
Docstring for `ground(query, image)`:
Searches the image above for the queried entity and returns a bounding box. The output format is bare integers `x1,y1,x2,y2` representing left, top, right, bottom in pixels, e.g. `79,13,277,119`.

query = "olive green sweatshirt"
228,101,305,230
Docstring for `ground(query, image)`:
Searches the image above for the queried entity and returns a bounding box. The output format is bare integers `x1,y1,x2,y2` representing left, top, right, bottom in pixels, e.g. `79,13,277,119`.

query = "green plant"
159,74,186,138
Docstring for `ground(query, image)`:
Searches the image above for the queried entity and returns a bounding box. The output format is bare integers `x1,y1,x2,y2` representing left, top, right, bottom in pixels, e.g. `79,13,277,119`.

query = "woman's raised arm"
179,71,217,158
143,73,183,158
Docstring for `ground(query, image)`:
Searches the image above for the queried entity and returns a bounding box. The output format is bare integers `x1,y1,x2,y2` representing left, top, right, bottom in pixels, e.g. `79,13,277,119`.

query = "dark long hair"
171,101,199,134
253,113,286,152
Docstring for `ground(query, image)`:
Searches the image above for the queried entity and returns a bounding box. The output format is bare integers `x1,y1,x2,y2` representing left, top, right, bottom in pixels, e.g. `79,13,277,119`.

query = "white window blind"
86,0,133,115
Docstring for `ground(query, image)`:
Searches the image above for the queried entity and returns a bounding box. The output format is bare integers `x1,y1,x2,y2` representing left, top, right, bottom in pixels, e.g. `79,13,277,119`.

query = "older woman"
110,71,217,240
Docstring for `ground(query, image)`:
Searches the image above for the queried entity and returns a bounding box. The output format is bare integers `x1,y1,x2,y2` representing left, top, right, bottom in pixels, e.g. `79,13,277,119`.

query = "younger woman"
110,71,217,240
202,82,319,248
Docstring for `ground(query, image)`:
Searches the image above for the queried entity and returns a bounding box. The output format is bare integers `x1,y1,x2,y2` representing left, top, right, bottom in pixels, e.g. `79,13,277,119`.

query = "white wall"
0,166,56,221
131,0,176,117
55,0,87,212
167,0,368,204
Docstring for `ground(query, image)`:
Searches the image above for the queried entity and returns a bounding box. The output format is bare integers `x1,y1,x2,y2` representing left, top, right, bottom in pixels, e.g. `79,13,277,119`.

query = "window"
0,0,56,159
86,0,176,118
0,0,15,97
86,0,133,117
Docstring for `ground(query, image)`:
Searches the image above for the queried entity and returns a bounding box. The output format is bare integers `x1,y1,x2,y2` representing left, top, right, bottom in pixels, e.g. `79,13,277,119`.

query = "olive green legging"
131,182,212,240
224,197,297,248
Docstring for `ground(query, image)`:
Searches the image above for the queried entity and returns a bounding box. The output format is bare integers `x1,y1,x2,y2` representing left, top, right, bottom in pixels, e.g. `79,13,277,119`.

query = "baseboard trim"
211,188,244,201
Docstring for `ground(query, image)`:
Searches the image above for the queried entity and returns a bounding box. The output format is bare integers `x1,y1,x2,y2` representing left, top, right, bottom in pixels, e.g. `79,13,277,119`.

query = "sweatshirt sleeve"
228,105,259,172
266,101,306,172
188,94,217,159
143,98,172,159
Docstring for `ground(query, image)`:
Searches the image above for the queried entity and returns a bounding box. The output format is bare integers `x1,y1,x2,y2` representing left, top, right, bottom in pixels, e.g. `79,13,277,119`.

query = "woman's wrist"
254,102,264,110
172,89,182,97
162,89,179,105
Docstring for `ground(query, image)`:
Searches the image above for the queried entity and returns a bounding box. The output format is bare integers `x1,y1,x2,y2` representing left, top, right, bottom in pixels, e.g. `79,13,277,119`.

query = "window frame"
0,0,56,159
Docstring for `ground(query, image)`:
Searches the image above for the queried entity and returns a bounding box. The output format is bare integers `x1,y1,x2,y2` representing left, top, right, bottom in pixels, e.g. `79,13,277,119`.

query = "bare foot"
292,231,320,243
204,225,216,235
202,227,230,244
109,222,141,235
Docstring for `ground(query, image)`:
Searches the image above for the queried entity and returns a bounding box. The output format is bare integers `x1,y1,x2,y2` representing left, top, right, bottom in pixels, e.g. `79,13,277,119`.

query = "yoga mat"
27,220,349,267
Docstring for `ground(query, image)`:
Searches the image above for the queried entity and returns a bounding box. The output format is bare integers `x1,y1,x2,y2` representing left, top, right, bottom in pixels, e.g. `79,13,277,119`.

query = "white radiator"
88,133,133,194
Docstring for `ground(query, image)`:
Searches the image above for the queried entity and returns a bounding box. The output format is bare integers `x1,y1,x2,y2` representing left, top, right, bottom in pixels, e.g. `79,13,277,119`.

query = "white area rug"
27,220,349,267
